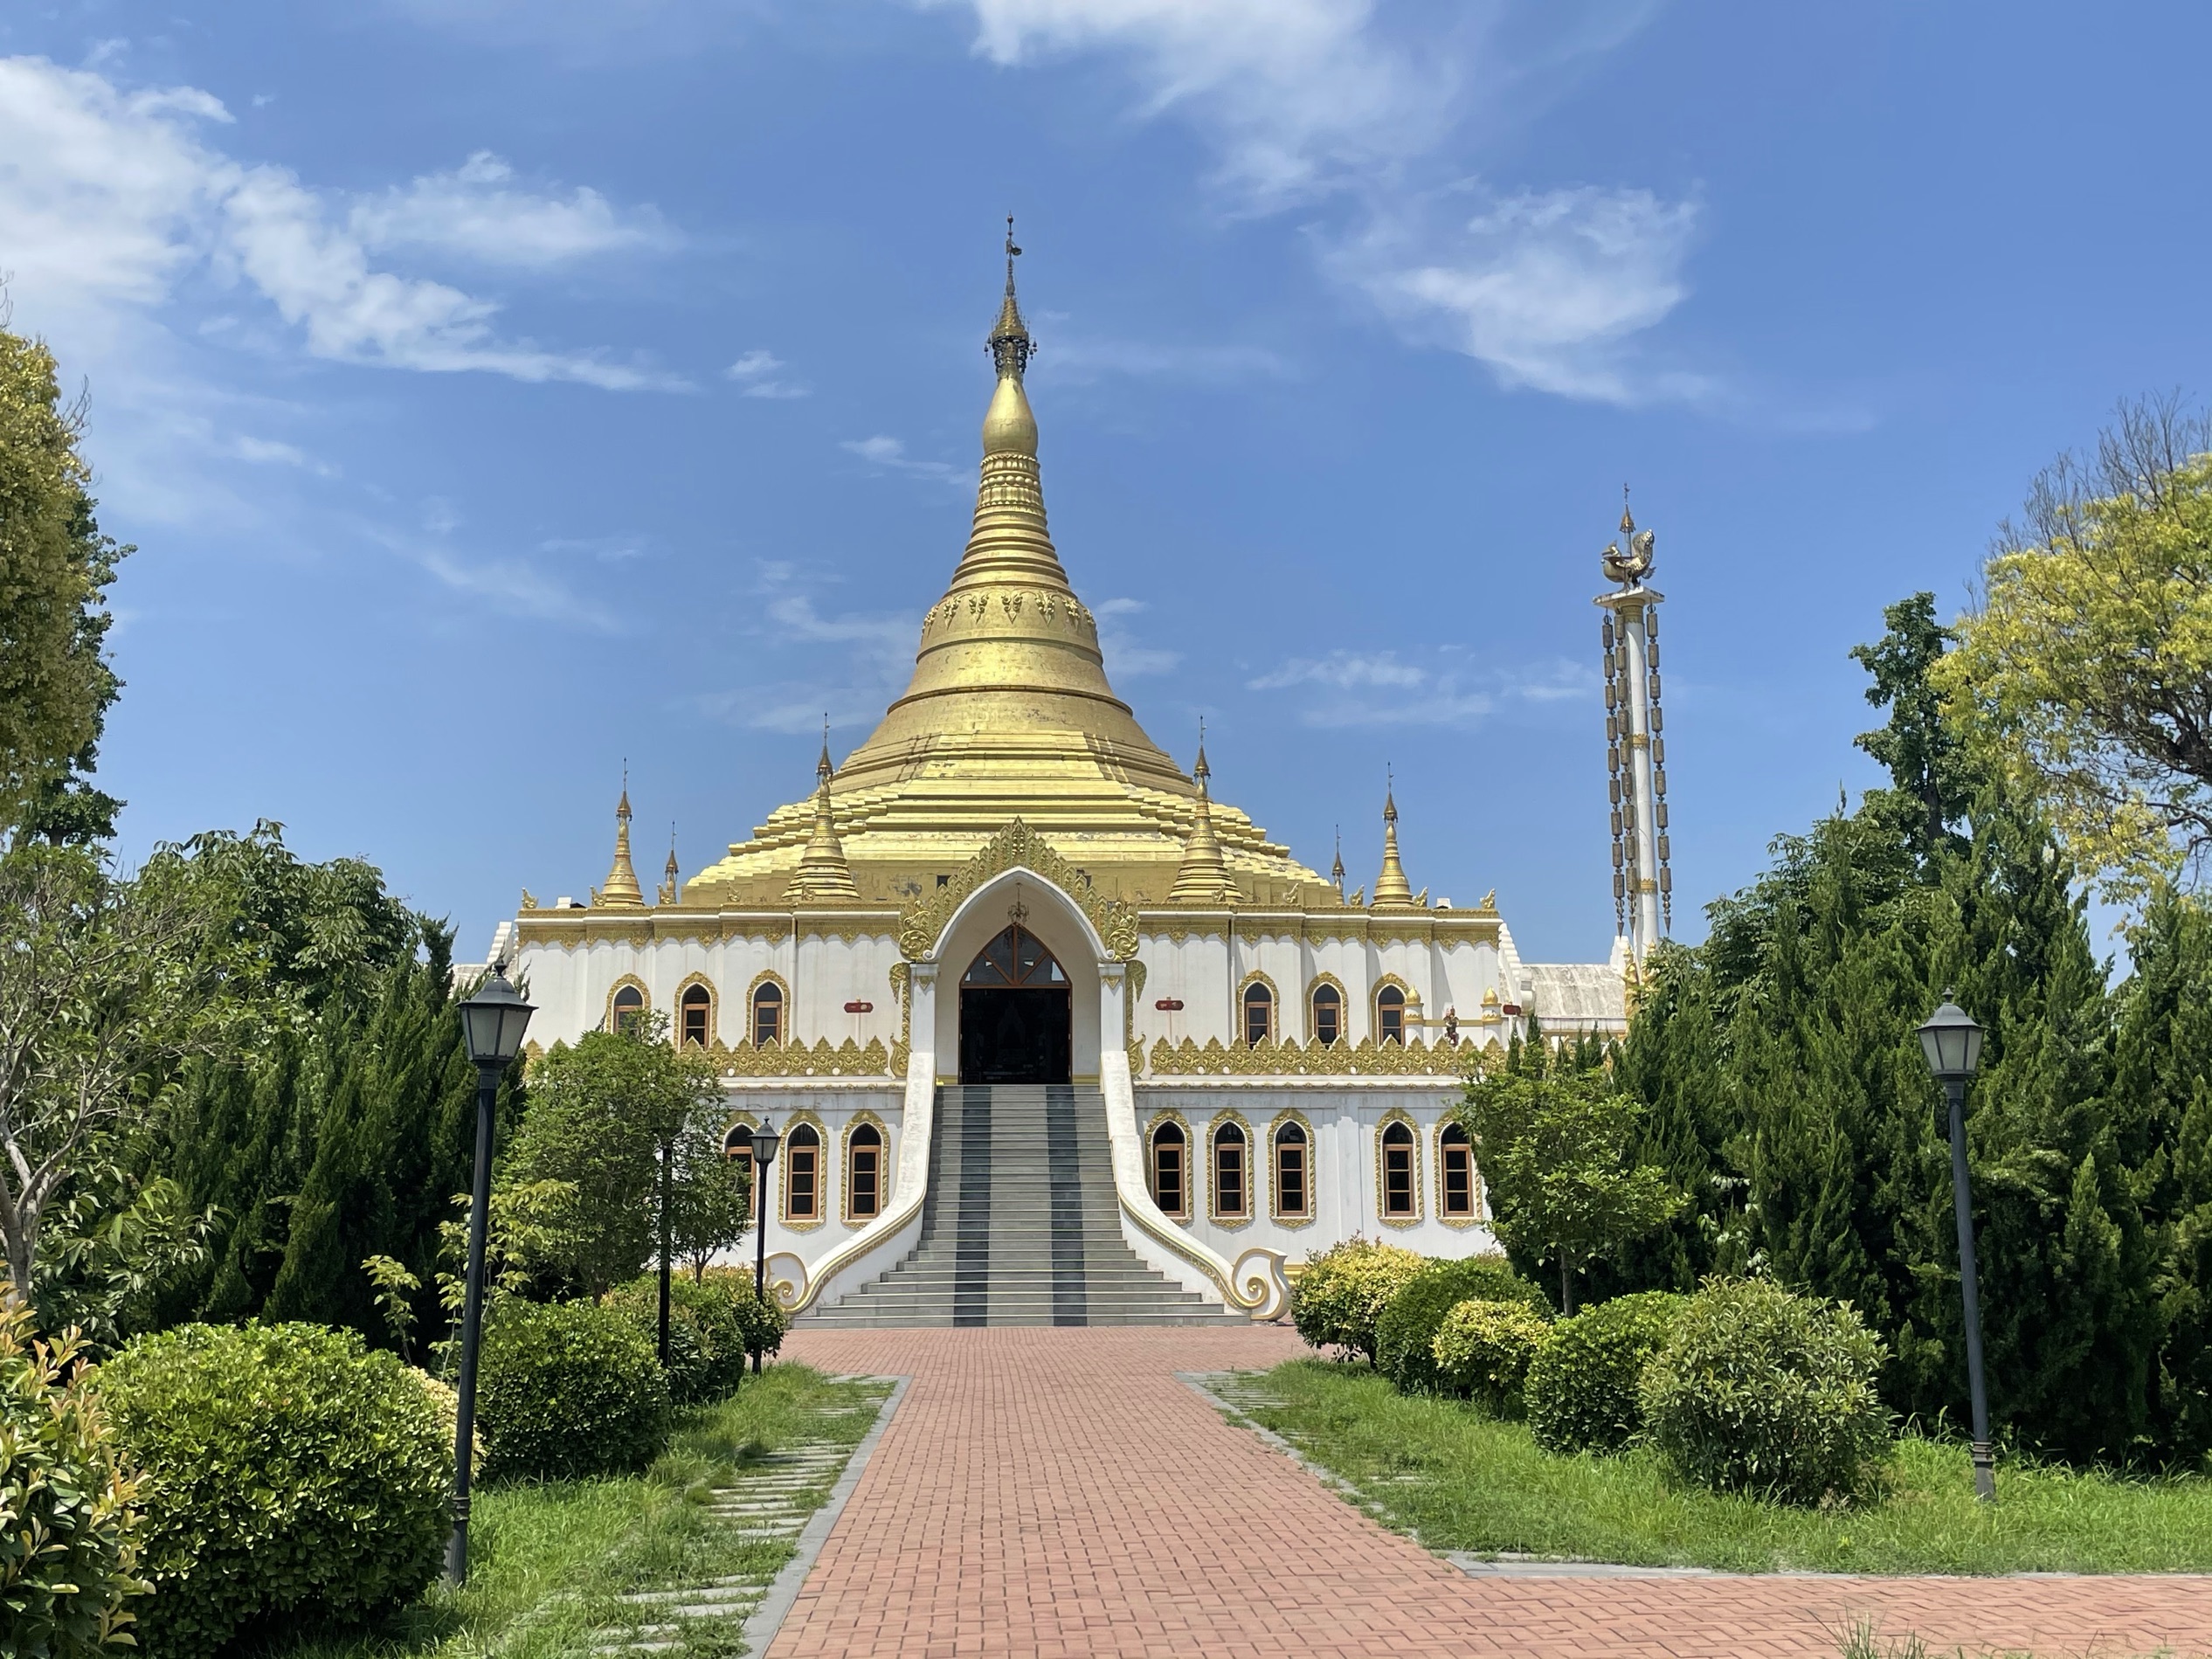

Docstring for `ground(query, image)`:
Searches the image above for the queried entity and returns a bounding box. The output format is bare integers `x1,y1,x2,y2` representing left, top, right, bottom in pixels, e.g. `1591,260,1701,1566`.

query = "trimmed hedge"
1290,1239,1424,1363
608,1275,749,1404
1375,1255,1551,1394
101,1323,447,1659
1641,1278,1892,1505
1524,1290,1683,1455
0,1308,145,1659
477,1298,670,1482
1431,1298,1552,1417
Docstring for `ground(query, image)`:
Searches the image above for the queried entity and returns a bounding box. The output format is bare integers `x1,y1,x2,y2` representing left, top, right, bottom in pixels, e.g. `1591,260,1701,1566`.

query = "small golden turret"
596,782,646,909
785,728,861,902
1330,828,1344,899
1371,777,1417,910
659,828,680,906
1168,733,1235,903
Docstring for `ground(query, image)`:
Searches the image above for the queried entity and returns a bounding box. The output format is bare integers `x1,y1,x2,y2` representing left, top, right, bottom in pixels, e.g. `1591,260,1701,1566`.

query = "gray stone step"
804,1083,1243,1328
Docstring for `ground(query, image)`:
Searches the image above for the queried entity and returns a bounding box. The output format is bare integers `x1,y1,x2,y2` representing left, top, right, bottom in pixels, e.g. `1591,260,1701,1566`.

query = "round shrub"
1525,1291,1684,1455
609,1277,738,1404
101,1322,447,1659
0,1308,145,1659
476,1298,671,1482
1289,1238,1424,1362
715,1268,792,1363
1640,1278,1893,1505
1375,1255,1551,1394
1431,1298,1552,1417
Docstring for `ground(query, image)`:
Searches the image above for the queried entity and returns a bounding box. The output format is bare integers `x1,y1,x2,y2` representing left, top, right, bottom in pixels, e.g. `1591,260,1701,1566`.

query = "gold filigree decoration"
897,819,1138,961
715,1037,893,1078
1144,1033,1480,1078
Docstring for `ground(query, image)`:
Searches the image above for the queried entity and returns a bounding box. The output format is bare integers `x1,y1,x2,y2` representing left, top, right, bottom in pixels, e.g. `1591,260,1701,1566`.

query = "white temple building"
485,242,1663,1326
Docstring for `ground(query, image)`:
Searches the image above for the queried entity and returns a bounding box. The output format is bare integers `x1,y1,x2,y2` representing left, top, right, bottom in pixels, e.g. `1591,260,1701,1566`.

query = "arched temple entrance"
958,923,1072,1084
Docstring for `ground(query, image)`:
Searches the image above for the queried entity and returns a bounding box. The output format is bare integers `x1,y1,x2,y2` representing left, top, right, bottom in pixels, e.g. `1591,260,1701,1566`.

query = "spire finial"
1194,717,1210,791
618,759,632,819
988,217,1033,381
1373,769,1415,909
1331,826,1344,895
1620,481,1635,535
818,714,833,785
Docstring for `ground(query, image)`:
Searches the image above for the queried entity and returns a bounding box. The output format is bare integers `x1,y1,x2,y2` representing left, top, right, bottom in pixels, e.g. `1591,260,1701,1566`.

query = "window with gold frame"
1211,1119,1249,1220
1271,1118,1311,1221
1148,1117,1188,1219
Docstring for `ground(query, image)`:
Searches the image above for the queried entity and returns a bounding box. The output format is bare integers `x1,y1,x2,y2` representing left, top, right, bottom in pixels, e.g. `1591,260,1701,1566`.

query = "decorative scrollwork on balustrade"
715,1036,894,1079
1140,1033,1499,1078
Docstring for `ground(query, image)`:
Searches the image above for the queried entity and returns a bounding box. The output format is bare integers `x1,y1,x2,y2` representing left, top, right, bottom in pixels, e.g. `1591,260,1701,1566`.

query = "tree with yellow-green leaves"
1935,396,2212,902
0,323,128,845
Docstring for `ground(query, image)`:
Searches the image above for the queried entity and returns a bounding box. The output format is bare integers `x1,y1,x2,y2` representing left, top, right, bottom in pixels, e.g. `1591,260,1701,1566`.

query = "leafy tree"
0,326,128,840
1936,395,2212,902
495,1025,721,1301
1458,1038,1682,1314
667,1103,750,1281
0,840,246,1316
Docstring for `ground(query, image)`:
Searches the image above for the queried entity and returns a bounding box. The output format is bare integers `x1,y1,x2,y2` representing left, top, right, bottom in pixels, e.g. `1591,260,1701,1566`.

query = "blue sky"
3,2,2204,965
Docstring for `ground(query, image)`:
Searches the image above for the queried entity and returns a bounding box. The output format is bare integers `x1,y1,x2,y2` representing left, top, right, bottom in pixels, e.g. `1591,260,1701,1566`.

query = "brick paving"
772,1324,2212,1658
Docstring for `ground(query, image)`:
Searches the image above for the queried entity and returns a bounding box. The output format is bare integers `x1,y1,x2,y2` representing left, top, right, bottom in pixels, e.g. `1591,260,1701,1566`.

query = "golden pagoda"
684,224,1332,911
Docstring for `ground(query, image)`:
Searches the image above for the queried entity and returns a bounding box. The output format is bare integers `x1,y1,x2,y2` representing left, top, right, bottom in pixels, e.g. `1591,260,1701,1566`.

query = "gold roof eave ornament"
1166,736,1236,904
1371,780,1419,911
784,729,862,903
597,784,647,909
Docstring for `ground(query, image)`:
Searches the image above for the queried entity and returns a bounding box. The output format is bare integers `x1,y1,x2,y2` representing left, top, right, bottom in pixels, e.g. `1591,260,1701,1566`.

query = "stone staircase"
802,1084,1245,1327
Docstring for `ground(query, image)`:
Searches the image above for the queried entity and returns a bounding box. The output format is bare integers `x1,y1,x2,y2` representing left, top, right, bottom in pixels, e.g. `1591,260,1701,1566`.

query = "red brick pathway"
772,1325,2212,1658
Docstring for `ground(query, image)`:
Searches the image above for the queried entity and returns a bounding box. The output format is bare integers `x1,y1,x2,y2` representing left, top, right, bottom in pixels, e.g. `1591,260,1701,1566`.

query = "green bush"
1431,1298,1552,1417
713,1268,791,1362
1289,1238,1424,1363
101,1322,447,1659
1524,1290,1683,1455
1641,1278,1893,1505
606,1274,761,1404
1375,1254,1551,1394
477,1298,671,1482
0,1308,146,1659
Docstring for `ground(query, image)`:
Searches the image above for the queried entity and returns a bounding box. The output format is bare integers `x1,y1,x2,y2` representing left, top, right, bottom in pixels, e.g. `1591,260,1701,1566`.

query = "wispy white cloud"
726,348,809,398
1247,646,1595,728
841,434,968,489
367,526,622,632
923,3,1703,404
1094,596,1180,678
0,55,681,390
1334,184,1709,404
1040,335,1291,385
349,150,677,266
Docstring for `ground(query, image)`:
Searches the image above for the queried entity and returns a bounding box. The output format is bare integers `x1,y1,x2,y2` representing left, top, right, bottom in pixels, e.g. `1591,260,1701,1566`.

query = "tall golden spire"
1169,727,1235,903
596,777,646,909
785,723,861,902
832,223,1186,797
1371,771,1416,909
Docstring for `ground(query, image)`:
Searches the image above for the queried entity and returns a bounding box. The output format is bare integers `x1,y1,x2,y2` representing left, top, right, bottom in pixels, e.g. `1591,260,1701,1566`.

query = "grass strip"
255,1364,888,1658
1219,1358,2212,1577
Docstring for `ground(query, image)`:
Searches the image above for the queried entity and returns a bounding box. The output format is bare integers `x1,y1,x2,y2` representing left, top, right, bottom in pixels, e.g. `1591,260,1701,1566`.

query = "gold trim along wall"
1144,1033,1493,1077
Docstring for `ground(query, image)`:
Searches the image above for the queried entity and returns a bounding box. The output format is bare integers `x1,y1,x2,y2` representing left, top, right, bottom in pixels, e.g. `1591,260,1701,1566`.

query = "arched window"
1380,1121,1416,1218
785,1123,821,1221
680,984,712,1049
722,1123,759,1223
1310,984,1343,1047
961,925,1066,985
1241,982,1274,1046
610,984,645,1035
751,981,785,1047
1274,1122,1310,1220
1376,985,1407,1046
847,1123,883,1221
1149,1120,1187,1218
1440,1123,1476,1219
1213,1121,1248,1220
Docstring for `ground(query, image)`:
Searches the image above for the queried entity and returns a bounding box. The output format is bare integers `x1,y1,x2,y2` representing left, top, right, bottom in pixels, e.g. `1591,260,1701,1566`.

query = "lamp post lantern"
447,962,534,1584
749,1117,783,1375
1918,990,1994,1503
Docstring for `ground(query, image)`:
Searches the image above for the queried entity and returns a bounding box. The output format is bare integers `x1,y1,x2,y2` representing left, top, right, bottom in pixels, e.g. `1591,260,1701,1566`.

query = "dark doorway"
958,925,1073,1084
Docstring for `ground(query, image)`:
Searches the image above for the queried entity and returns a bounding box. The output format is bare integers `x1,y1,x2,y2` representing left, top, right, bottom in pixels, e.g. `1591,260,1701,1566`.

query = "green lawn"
252,1364,888,1659
1213,1359,2212,1577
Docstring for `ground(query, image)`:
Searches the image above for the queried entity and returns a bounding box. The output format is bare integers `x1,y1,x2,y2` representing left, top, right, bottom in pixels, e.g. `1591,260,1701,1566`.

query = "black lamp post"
749,1117,782,1375
1918,990,1995,1503
447,962,534,1586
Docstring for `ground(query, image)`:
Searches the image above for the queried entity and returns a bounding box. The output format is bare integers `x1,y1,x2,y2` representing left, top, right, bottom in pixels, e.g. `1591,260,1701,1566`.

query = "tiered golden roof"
594,787,646,909
682,232,1335,910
